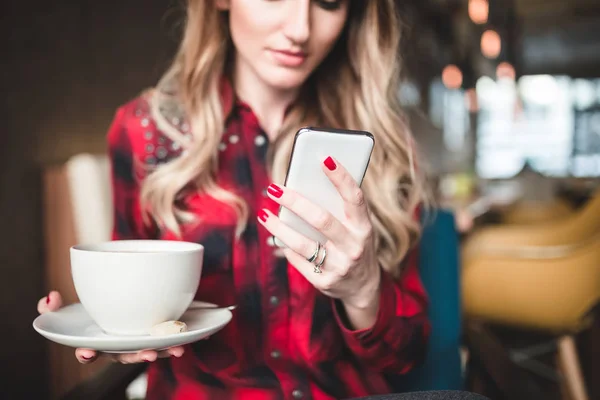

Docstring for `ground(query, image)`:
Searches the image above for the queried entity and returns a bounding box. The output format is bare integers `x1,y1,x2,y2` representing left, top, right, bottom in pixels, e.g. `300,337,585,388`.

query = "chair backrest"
65,153,113,244
41,153,115,398
391,209,463,392
566,188,600,238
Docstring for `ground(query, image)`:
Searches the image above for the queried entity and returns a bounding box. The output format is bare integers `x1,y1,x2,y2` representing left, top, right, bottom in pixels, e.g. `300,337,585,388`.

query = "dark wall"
0,1,178,398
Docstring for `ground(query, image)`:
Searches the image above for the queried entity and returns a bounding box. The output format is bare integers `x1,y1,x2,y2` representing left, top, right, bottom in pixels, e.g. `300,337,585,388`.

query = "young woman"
38,1,434,398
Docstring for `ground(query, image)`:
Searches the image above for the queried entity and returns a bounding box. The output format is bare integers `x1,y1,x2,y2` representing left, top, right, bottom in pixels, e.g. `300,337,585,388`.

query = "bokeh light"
442,65,463,89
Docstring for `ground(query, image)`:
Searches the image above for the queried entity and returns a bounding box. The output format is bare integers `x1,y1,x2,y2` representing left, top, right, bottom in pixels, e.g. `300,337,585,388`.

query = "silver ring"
313,246,327,274
306,241,321,263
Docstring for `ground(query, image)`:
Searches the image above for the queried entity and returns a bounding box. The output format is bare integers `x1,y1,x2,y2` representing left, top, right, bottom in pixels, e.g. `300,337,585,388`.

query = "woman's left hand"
258,156,382,317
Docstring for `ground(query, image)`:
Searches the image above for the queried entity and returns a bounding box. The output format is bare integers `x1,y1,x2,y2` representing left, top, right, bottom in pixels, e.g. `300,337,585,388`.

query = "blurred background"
0,0,598,399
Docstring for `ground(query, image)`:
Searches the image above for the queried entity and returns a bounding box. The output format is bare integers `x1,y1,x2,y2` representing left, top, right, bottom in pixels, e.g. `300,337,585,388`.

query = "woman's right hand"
37,291,185,364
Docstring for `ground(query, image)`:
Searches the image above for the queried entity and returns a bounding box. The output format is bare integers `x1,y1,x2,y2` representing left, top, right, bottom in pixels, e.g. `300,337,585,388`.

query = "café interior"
1,0,599,399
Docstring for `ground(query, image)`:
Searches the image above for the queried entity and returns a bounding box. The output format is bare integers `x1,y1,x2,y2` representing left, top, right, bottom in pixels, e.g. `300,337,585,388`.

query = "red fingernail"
267,184,283,198
258,209,268,223
324,156,337,171
46,295,50,304
81,355,92,360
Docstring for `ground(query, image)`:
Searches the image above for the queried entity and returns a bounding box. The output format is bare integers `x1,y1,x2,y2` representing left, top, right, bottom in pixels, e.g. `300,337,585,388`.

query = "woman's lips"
269,49,307,67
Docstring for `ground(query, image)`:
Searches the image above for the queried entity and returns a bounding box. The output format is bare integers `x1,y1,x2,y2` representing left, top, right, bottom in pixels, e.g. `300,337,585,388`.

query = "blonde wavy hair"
142,0,428,278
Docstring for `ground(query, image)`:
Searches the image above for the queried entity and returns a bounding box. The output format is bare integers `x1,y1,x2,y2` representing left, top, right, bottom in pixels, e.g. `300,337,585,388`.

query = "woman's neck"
232,62,298,140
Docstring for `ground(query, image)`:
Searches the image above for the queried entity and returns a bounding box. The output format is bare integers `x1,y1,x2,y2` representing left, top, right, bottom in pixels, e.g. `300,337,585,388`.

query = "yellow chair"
461,191,600,400
462,190,600,264
463,235,600,333
500,198,574,226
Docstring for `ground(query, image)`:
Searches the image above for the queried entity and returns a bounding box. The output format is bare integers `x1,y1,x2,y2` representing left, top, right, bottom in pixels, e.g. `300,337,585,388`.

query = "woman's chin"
261,69,311,92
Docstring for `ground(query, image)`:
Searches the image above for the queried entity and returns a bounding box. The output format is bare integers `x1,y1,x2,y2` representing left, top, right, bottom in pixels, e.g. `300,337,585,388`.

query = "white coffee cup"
70,240,204,336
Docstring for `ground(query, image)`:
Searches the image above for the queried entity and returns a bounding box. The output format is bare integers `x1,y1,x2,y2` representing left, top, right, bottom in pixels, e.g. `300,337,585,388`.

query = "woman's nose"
282,0,311,45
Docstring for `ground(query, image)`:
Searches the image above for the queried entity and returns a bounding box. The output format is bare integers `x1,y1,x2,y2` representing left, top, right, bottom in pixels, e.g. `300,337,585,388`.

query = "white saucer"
33,301,233,353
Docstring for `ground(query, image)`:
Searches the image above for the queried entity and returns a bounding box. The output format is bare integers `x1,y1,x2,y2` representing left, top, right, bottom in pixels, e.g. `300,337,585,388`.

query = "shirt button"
292,389,304,399
262,188,268,197
156,146,168,159
269,296,279,306
255,135,266,146
270,350,281,359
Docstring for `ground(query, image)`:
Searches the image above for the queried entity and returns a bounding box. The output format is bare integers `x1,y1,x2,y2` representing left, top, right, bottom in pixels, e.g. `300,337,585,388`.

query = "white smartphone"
275,127,374,247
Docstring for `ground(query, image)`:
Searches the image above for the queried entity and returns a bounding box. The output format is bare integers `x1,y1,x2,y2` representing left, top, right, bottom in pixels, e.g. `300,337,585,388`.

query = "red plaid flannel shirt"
106,85,430,400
